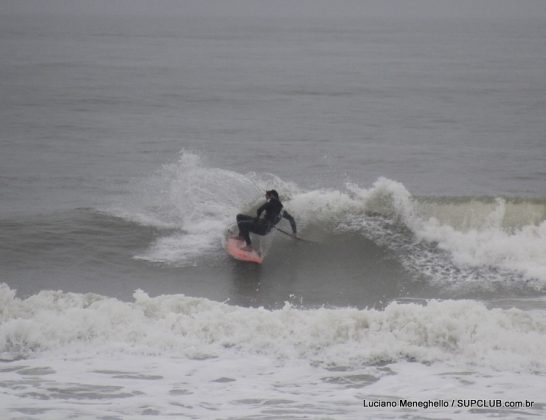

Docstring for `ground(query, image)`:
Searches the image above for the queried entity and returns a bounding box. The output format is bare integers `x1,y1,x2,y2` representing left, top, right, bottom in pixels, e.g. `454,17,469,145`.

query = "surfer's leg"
239,225,252,246
236,214,254,223
236,215,254,246
240,222,269,249
251,223,268,236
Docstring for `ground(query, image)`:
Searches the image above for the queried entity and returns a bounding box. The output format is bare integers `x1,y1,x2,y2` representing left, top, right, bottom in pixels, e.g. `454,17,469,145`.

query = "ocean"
1,1,546,418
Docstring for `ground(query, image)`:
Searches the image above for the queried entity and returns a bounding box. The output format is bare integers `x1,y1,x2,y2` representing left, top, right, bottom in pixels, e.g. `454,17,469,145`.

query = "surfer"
235,190,297,249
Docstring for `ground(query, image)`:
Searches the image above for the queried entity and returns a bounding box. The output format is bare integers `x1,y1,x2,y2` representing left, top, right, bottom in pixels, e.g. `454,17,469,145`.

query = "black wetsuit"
236,197,297,246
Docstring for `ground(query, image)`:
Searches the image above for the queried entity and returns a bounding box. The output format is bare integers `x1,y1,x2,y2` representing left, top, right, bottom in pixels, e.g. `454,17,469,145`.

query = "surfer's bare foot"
241,245,252,251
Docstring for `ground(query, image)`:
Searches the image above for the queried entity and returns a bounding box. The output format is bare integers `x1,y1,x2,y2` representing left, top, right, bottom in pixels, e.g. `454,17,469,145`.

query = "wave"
336,180,546,289
105,151,546,289
1,284,545,373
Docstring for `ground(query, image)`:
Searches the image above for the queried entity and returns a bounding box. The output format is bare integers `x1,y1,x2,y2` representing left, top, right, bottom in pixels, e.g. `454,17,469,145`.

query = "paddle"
273,226,315,243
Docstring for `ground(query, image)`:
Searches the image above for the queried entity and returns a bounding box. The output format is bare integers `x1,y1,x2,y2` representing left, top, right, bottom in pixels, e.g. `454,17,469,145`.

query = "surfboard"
225,236,263,264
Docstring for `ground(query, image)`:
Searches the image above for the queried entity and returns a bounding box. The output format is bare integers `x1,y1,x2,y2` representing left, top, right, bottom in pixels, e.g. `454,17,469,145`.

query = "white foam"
2,284,545,419
2,284,545,372
406,197,546,287
418,217,546,285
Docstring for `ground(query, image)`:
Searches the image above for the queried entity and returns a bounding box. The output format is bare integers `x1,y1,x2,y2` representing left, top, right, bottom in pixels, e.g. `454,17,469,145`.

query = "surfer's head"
266,190,279,199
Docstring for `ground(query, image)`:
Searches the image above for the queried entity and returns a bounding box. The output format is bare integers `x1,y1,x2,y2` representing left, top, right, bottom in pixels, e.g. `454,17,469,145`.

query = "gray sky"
3,0,546,19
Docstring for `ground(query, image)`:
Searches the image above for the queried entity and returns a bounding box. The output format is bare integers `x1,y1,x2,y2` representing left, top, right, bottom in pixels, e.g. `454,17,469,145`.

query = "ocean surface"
1,2,546,419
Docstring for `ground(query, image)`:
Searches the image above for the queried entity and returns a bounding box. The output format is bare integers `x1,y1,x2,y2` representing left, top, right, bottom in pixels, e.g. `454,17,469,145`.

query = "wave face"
106,152,546,293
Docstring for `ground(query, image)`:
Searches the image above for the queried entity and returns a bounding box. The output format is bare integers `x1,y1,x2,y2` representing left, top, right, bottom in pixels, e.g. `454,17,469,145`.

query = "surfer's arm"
282,211,297,234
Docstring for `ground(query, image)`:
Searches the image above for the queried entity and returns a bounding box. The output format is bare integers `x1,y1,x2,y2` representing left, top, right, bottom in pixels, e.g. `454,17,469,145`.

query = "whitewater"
2,153,546,418
2,286,546,419
2,2,546,418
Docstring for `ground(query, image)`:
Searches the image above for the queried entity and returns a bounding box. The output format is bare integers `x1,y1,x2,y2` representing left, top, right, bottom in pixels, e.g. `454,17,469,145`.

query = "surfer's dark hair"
266,189,279,199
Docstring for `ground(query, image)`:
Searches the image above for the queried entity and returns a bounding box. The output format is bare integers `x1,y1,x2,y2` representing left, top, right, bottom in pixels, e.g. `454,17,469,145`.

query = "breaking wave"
1,284,545,373
106,152,546,289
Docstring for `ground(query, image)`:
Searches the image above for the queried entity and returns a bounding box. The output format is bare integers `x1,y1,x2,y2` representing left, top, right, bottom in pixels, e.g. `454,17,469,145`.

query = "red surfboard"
225,236,263,264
